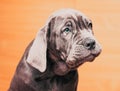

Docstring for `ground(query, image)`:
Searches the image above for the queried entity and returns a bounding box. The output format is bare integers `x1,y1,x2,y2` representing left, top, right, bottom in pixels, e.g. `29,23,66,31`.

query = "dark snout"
66,37,101,69
83,38,96,50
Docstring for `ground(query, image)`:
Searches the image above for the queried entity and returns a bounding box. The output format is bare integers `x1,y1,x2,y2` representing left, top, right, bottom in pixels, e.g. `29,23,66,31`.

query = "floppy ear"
26,27,47,72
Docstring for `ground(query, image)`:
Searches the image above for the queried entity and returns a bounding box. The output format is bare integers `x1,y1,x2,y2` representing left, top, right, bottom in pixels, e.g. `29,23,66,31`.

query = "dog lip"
91,50,102,57
66,48,102,69
66,54,97,69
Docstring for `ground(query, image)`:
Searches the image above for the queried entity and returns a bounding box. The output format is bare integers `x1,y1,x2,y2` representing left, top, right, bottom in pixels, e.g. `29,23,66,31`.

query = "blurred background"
0,0,120,91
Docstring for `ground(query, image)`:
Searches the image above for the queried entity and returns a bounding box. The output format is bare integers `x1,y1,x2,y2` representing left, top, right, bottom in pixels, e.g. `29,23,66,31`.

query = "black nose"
84,38,96,50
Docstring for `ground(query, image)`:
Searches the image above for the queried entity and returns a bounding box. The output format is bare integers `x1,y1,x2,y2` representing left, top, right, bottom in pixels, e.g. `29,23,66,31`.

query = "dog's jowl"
8,9,101,91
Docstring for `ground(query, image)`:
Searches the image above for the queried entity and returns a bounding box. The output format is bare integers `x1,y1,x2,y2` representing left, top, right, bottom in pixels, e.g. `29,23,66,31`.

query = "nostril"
84,39,96,50
86,43,91,47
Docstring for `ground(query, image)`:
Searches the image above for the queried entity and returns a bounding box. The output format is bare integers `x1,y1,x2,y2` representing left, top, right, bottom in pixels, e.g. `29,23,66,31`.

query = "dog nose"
84,38,96,50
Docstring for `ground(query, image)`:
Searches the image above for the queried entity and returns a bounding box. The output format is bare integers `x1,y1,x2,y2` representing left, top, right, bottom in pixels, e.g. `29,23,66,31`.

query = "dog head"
26,9,102,75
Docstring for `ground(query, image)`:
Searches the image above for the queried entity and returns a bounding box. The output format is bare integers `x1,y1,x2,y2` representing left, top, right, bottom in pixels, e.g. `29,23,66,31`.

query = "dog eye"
62,28,71,36
88,23,92,29
64,28,71,33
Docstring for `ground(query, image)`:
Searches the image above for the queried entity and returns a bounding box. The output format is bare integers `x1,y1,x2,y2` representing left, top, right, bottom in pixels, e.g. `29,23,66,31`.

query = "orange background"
0,0,120,91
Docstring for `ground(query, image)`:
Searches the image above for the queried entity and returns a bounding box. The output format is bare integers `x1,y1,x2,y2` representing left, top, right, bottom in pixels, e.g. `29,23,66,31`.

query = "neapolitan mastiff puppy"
8,9,101,91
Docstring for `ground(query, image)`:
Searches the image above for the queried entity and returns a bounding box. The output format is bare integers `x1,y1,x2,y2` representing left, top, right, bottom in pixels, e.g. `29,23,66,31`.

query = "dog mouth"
66,53,99,69
66,43,102,69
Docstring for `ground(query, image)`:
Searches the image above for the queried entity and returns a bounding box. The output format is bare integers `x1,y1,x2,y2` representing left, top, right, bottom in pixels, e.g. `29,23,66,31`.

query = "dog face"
27,9,101,75
47,9,101,71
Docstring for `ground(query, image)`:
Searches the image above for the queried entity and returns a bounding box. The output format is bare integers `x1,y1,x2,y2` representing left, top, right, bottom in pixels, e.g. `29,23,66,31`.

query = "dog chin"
66,54,96,69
